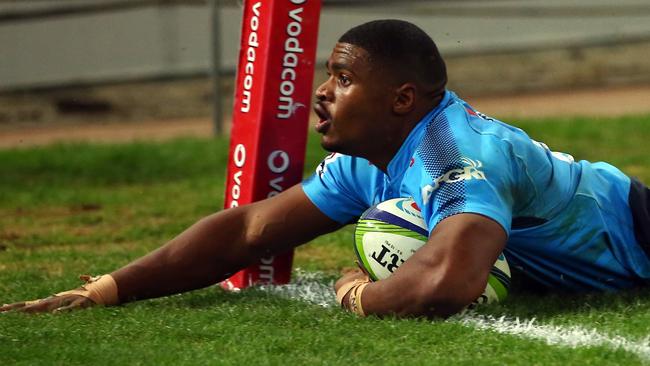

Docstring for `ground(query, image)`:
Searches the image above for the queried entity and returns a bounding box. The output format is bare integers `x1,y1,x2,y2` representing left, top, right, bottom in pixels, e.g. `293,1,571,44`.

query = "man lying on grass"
3,19,650,318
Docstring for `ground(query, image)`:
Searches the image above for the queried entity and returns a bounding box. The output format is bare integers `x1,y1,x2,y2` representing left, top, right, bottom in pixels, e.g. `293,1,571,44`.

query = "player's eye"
338,74,351,87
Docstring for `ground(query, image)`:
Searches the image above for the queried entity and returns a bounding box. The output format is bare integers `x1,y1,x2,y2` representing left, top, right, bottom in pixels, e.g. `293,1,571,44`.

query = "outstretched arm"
113,184,341,302
1,185,342,312
336,213,507,318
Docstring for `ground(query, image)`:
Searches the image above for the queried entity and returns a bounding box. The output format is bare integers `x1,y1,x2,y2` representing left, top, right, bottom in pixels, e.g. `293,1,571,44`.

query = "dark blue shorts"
629,177,650,256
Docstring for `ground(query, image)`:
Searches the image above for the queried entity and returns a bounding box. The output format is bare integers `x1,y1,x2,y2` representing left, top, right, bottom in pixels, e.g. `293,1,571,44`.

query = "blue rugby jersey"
302,90,650,291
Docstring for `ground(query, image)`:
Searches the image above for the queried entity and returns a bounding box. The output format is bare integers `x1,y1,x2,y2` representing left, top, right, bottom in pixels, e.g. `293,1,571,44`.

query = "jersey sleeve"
416,104,515,235
302,153,380,224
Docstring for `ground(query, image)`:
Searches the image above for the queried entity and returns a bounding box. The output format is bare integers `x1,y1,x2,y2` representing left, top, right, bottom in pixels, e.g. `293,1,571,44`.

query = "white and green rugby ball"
354,197,510,304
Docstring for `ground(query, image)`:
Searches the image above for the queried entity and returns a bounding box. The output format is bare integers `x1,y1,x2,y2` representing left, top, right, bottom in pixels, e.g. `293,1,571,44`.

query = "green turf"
1,116,650,365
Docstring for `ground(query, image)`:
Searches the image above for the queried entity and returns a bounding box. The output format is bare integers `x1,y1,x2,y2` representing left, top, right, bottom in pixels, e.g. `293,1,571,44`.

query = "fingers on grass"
23,296,80,313
21,297,63,313
53,297,92,313
0,301,30,312
1,299,50,312
2,295,94,314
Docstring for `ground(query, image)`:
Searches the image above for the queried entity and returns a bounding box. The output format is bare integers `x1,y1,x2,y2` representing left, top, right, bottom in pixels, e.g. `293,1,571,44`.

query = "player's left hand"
1,293,95,313
334,266,371,315
334,267,368,293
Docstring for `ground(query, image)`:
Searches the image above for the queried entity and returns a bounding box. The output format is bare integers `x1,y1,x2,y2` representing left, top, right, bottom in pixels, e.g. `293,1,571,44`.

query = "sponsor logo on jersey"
316,153,343,178
421,157,486,204
465,106,496,122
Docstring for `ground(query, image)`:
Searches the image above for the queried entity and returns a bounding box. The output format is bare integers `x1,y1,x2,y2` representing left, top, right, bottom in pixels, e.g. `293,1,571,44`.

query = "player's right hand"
0,293,96,313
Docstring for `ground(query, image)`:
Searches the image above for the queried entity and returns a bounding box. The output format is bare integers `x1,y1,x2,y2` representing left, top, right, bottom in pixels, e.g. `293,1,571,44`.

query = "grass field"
2,115,650,365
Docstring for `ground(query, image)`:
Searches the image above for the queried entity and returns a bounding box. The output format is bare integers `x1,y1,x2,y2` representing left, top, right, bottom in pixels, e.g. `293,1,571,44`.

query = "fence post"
211,0,223,136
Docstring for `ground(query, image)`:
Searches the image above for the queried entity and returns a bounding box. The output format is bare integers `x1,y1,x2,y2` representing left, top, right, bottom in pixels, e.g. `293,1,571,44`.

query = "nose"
315,79,331,102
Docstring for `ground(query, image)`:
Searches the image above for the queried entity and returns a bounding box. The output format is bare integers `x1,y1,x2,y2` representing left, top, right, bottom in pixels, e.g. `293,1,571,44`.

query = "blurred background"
1,0,650,141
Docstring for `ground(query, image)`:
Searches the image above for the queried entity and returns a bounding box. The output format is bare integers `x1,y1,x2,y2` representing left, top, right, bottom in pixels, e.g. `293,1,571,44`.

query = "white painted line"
256,271,650,361
256,269,336,308
458,313,650,361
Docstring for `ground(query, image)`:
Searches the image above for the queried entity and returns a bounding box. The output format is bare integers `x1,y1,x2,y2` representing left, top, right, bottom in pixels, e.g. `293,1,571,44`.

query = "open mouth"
313,103,331,134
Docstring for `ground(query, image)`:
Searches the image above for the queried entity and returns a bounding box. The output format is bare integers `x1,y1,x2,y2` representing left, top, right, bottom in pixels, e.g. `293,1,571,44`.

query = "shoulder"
421,98,525,167
313,153,380,181
303,153,384,224
415,106,504,178
304,152,383,201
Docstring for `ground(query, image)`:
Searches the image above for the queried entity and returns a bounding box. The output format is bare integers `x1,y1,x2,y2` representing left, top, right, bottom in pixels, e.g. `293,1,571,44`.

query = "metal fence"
2,0,650,132
3,1,650,86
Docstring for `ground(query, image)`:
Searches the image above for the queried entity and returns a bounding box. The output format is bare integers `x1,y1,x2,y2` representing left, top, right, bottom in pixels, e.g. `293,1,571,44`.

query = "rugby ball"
354,197,510,304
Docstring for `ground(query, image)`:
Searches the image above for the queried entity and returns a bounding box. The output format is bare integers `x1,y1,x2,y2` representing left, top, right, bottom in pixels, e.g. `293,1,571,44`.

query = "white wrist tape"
336,278,370,316
55,274,119,306
348,282,369,317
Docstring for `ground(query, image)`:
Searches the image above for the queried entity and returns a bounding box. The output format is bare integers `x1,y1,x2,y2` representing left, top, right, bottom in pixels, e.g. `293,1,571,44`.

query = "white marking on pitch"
458,314,650,361
256,269,337,308
256,271,650,361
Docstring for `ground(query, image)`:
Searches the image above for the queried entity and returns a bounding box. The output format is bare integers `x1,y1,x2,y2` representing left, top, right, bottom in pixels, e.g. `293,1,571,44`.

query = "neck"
368,93,444,173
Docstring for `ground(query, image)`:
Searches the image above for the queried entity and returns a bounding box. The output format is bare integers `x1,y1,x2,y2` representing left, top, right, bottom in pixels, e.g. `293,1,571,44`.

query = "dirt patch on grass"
0,117,215,149
1,84,650,149
465,84,650,120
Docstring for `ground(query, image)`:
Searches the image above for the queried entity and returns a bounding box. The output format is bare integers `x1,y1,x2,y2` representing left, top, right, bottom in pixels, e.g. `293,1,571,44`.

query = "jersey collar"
385,90,453,181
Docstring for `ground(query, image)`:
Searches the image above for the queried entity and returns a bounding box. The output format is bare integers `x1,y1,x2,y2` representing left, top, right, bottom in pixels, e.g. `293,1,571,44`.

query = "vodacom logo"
421,157,486,205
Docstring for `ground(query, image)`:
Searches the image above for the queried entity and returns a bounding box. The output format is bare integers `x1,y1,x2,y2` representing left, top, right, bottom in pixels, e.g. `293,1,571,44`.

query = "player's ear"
392,83,416,115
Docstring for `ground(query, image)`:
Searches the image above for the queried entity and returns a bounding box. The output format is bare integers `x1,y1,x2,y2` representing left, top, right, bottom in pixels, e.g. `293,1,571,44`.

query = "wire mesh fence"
2,0,650,132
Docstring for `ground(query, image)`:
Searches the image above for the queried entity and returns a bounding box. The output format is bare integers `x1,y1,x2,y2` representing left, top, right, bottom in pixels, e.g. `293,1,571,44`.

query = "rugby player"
2,20,650,317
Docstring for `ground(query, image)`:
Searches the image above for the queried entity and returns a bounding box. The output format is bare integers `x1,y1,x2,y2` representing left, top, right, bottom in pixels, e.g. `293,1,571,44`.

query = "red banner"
221,0,321,290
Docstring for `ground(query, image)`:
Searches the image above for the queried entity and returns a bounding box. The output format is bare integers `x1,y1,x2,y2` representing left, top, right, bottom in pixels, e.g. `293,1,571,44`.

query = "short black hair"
338,19,447,93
